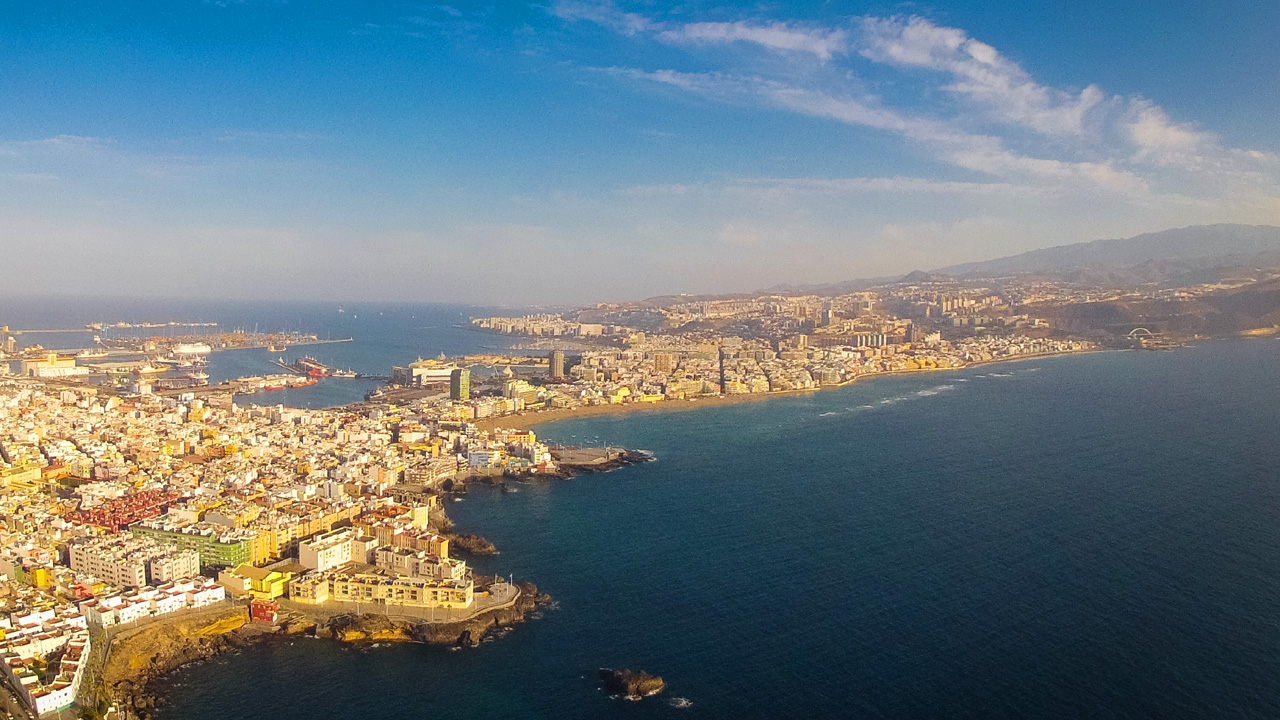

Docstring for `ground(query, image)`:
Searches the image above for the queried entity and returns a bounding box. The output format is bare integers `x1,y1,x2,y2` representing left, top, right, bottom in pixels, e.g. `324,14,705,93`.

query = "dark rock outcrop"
448,533,498,555
599,668,666,698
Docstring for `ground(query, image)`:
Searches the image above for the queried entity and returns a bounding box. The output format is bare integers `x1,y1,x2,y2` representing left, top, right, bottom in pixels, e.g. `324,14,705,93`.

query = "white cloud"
659,21,848,61
857,15,1277,184
549,0,653,35
623,67,1147,194
859,16,1108,137
1122,100,1221,169
578,3,1280,204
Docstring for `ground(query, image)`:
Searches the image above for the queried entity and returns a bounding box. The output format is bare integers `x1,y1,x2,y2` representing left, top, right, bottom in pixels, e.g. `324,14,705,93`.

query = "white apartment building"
298,528,377,572
374,546,468,582
68,535,200,588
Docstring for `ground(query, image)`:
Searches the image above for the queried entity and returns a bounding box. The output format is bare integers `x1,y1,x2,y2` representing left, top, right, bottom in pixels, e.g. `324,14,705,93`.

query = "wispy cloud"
659,21,848,61
0,135,106,155
858,15,1276,181
618,67,1146,194
549,0,654,35
567,3,1277,206
859,16,1107,137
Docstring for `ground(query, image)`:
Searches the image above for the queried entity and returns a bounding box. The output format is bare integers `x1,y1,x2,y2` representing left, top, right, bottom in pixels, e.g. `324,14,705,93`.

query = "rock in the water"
448,533,498,555
599,668,665,698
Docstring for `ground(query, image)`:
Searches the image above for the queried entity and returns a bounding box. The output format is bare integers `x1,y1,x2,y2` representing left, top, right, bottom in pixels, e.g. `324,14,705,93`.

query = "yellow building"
291,571,473,609
249,531,272,565
218,564,293,600
251,501,362,559
0,465,43,492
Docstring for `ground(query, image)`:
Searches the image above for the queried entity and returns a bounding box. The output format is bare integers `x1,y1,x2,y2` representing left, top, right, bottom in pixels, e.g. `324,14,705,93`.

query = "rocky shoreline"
102,450,646,719
107,582,552,720
431,448,655,557
553,448,654,474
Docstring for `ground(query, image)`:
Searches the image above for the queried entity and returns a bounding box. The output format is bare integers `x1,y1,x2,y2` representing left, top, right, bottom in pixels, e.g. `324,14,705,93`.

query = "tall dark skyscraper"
549,350,565,380
718,347,727,394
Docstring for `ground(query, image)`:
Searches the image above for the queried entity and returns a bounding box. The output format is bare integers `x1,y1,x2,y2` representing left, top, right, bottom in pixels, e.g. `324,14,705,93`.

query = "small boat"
268,345,286,353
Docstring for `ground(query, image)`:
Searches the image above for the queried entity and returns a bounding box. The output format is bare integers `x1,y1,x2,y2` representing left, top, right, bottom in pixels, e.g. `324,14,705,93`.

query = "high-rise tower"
549,350,565,380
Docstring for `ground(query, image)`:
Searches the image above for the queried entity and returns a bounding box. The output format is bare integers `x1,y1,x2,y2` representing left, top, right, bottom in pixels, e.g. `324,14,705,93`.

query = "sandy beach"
470,348,1105,433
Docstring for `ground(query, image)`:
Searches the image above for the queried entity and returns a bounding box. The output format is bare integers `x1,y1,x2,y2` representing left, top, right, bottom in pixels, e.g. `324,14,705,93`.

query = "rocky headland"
551,448,654,474
103,450,640,718
103,581,551,720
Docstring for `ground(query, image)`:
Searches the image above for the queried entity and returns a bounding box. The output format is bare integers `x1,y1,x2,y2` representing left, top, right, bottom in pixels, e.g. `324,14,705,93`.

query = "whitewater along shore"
467,348,1106,434
101,577,551,720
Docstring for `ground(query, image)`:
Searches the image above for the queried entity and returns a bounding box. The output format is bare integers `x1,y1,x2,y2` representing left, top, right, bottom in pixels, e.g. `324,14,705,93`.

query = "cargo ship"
288,356,333,377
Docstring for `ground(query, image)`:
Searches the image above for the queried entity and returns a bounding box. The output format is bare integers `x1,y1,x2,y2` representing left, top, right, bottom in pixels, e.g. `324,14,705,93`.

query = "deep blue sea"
138,337,1280,719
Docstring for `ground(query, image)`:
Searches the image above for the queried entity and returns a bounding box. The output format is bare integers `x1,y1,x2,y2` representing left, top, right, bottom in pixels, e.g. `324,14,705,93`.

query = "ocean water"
154,339,1280,719
0,297,519,407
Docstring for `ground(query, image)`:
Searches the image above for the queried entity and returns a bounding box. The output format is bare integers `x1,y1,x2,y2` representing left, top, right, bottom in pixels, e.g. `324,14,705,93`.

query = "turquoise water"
155,339,1280,719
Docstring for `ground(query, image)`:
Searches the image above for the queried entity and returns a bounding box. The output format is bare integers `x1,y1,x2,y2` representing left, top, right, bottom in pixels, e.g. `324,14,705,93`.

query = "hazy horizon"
3,1,1279,304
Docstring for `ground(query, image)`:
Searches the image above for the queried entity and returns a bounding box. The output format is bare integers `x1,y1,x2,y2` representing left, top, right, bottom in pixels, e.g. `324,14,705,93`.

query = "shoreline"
470,347,1110,433
90,343,1166,718
100,579,552,720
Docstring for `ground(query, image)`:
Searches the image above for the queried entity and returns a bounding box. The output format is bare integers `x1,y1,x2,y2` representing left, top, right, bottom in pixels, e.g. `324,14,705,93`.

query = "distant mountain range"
761,224,1280,294
934,224,1280,280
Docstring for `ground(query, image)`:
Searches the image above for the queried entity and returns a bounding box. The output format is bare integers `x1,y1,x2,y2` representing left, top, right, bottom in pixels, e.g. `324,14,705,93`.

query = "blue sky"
1,1,1277,304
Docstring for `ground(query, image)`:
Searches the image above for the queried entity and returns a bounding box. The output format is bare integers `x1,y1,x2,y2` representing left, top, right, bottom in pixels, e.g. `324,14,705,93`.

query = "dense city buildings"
1,266,1274,716
0,373,556,716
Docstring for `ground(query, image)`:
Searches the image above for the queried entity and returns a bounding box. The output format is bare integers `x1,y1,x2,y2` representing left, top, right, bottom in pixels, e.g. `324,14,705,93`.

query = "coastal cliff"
102,583,551,719
102,605,270,719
